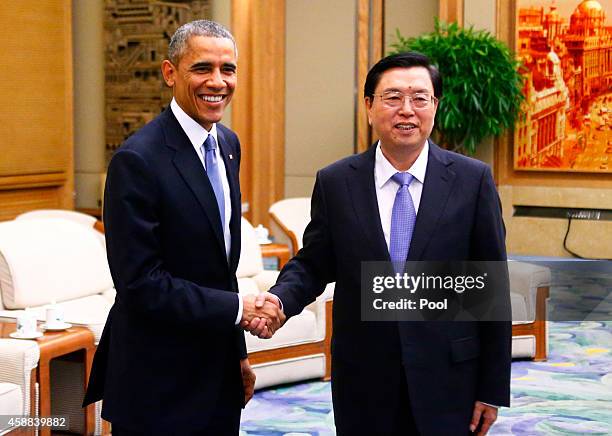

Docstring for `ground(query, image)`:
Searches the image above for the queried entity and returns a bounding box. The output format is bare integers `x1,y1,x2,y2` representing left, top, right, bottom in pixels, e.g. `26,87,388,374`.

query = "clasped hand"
241,293,285,339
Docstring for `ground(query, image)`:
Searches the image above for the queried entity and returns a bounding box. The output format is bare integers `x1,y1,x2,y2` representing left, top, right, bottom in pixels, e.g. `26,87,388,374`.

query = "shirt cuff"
274,295,284,311
234,293,243,325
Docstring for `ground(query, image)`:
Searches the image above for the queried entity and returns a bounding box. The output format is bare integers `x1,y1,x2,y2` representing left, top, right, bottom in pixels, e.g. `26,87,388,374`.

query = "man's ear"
365,96,373,126
432,96,439,116
161,60,176,87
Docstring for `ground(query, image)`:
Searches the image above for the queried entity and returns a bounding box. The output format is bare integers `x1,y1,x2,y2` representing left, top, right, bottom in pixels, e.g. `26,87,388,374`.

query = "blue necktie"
202,134,225,231
389,172,416,274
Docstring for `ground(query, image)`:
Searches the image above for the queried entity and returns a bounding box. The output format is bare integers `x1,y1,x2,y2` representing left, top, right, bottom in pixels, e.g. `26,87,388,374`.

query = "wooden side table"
260,243,291,269
0,321,96,436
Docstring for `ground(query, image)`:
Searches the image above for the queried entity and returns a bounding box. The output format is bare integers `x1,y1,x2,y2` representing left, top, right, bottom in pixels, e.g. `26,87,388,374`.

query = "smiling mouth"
395,123,418,131
200,95,225,103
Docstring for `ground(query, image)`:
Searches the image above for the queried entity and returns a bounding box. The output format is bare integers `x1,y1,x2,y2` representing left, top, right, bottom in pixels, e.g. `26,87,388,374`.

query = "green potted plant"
389,18,524,155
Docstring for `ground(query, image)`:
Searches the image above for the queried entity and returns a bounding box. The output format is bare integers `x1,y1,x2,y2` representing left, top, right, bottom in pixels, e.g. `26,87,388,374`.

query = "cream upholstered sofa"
0,339,39,436
269,197,552,361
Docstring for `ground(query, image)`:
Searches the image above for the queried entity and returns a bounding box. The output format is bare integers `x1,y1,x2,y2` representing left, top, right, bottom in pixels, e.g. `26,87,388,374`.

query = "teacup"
255,224,271,244
46,305,65,329
16,310,38,336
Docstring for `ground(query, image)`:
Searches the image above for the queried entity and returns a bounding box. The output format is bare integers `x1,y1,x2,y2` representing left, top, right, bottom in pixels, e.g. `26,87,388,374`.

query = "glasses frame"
371,91,439,110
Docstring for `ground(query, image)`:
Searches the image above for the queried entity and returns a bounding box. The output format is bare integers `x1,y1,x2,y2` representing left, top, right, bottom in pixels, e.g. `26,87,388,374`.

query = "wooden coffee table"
0,321,96,436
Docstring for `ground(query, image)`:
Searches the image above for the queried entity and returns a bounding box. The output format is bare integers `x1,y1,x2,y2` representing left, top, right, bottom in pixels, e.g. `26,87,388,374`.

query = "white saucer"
41,322,72,331
9,331,43,339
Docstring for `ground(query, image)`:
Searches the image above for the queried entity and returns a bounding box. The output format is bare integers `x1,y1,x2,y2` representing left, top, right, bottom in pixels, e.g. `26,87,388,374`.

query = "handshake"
241,293,286,339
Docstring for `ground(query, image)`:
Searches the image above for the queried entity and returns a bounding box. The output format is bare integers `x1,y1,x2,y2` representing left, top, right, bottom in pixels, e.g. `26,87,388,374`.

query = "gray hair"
168,20,236,64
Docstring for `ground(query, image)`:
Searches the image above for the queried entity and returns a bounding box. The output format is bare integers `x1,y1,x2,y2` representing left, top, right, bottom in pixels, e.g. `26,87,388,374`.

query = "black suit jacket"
84,108,246,433
271,142,511,435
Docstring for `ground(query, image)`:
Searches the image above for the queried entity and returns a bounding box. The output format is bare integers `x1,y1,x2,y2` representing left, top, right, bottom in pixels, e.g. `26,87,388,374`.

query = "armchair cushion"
245,309,318,352
0,382,22,416
0,218,113,309
237,217,264,278
510,292,529,325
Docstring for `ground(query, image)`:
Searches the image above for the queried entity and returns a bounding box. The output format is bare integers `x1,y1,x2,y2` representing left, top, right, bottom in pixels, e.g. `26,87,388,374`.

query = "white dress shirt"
374,141,429,251
170,99,242,324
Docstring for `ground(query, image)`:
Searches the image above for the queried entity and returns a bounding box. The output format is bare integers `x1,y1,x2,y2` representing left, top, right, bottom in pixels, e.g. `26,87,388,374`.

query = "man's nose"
206,68,224,88
398,97,416,115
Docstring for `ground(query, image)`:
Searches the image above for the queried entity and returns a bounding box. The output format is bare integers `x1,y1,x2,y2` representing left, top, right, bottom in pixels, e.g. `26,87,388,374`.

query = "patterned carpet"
240,321,612,435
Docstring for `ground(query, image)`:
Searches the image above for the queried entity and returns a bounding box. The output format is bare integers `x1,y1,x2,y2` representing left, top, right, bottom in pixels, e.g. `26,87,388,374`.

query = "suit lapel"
162,109,227,258
217,127,241,270
347,146,390,261
408,142,456,261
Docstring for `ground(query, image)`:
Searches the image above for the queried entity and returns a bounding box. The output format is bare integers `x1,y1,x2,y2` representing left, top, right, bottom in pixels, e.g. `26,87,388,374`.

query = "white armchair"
238,217,333,388
0,338,39,435
0,215,115,341
269,197,310,256
508,260,551,360
0,213,113,435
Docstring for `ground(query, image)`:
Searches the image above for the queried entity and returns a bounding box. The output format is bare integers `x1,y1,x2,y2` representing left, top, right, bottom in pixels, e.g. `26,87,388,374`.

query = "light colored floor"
241,321,612,435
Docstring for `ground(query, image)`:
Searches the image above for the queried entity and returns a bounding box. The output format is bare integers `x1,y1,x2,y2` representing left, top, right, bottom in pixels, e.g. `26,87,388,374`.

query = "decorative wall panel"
104,0,212,165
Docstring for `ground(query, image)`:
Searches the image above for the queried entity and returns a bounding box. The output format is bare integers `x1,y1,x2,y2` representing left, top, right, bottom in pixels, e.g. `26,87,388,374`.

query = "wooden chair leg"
323,300,333,381
533,286,549,361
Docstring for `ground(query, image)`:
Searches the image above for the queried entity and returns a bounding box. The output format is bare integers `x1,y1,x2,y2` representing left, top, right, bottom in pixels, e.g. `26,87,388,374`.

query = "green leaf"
388,19,524,152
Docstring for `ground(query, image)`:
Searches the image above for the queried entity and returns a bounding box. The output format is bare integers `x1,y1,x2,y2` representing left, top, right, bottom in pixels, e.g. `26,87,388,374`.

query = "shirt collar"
375,140,429,189
170,98,218,148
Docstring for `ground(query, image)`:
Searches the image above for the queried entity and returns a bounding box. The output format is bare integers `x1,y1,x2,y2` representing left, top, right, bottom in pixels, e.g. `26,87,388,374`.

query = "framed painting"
512,0,611,173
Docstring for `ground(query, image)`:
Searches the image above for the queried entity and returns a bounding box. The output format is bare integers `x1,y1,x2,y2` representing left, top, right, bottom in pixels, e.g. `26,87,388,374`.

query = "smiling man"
84,20,284,435
247,52,511,435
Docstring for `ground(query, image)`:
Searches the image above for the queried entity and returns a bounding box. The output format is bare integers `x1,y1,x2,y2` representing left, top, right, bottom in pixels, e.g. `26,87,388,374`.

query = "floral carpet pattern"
240,321,612,435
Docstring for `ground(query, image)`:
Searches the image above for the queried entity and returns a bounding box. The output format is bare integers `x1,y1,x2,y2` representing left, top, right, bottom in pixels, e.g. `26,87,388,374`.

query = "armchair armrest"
305,283,335,341
508,261,551,322
0,339,39,416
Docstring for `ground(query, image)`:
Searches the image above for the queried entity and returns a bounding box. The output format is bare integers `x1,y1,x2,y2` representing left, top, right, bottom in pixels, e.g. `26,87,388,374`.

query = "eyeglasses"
373,91,438,110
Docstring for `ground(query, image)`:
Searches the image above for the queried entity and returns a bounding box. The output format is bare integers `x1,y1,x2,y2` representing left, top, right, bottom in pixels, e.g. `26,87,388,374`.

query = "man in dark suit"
84,20,283,435
246,52,511,435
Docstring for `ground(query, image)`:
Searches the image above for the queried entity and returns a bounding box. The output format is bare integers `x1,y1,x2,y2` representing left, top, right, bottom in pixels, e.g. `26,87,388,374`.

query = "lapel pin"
229,154,234,160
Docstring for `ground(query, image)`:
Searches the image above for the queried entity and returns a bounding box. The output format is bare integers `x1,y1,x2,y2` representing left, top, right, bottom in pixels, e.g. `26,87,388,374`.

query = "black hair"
364,51,442,99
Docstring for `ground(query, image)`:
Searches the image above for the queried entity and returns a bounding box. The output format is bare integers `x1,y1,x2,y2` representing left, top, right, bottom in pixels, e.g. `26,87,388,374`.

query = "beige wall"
384,0,438,50
464,0,496,168
284,0,356,197
500,186,612,258
73,0,105,209
212,0,232,128
463,0,495,33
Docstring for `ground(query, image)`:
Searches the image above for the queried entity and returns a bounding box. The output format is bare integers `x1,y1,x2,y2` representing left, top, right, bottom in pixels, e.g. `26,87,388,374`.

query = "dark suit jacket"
271,142,511,435
83,108,246,433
